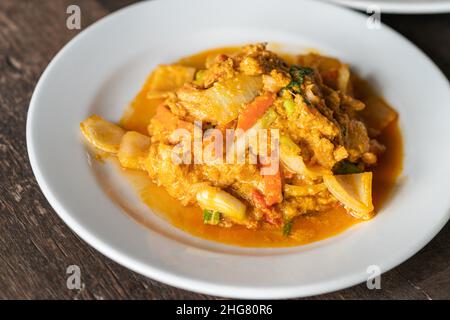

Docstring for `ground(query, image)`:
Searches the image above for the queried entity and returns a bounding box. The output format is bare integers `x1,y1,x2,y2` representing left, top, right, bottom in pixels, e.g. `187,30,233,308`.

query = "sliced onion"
196,186,247,224
323,172,374,220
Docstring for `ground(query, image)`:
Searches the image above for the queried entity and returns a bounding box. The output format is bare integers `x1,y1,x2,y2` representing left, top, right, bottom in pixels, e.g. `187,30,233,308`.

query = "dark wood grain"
0,0,448,300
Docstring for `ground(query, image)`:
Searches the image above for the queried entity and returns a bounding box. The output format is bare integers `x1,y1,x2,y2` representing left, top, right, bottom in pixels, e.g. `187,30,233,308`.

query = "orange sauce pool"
118,47,403,247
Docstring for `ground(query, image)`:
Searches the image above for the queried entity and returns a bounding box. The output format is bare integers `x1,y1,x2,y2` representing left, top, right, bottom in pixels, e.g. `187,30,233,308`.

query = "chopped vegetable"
196,186,247,224
333,160,363,175
359,96,398,136
280,135,301,154
194,70,206,86
251,189,283,226
261,167,282,206
297,53,341,89
254,129,283,206
282,65,314,95
282,221,293,236
252,189,269,210
232,107,277,161
80,115,125,153
203,209,221,225
323,172,374,219
283,99,296,118
118,131,151,170
237,93,275,131
337,64,350,94
195,70,206,82
151,105,193,131
148,64,196,94
320,70,338,85
177,74,263,125
258,108,277,128
149,105,194,143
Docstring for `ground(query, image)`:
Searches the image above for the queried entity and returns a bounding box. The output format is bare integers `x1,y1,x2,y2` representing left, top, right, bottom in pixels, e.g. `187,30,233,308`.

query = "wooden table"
1,0,449,300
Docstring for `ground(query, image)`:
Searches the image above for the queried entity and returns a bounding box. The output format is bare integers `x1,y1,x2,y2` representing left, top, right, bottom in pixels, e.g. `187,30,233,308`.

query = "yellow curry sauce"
117,47,403,247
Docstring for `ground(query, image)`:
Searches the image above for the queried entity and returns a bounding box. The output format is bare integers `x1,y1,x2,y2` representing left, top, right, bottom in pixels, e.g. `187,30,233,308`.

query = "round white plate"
324,0,450,14
27,0,450,298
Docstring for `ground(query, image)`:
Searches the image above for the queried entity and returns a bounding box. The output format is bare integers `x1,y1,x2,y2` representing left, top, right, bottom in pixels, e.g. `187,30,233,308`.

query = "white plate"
27,0,450,298
324,0,450,14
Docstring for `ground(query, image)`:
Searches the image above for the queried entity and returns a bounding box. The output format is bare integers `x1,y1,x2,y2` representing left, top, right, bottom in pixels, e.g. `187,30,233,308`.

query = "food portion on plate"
80,43,402,247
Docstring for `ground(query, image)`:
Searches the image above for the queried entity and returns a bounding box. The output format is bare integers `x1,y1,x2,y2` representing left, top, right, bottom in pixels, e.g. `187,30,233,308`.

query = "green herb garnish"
333,160,364,175
203,209,221,225
289,66,313,86
282,221,293,236
282,65,314,95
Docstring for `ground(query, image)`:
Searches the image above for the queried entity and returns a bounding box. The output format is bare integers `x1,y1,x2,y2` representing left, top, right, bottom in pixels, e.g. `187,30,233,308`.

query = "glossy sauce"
118,47,403,247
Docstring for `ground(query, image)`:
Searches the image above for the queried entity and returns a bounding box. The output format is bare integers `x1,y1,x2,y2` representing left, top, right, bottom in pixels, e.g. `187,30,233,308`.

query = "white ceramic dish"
324,0,450,14
27,0,450,298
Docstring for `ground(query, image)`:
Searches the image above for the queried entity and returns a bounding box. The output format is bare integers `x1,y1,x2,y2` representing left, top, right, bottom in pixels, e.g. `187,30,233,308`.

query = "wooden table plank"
0,0,448,299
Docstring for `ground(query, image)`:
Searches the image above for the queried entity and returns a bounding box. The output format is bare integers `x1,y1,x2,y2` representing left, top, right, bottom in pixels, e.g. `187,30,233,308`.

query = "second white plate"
325,0,450,14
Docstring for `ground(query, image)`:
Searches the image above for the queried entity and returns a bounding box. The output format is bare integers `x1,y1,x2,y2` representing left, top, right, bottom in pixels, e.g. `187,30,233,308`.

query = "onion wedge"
118,131,151,170
80,115,125,153
323,172,374,220
196,186,247,224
